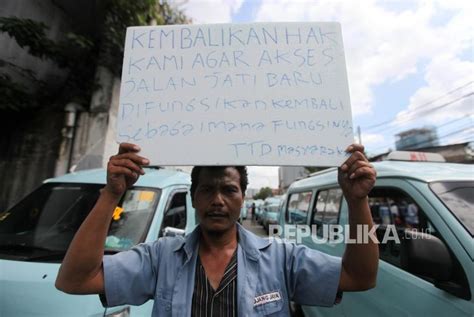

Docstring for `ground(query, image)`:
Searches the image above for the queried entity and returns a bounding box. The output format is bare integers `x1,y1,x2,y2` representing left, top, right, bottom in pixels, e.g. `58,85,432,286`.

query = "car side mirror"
400,230,472,299
162,227,185,237
400,230,453,281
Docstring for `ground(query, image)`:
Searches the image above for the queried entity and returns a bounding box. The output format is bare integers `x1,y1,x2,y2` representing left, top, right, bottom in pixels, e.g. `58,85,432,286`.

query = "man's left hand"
338,144,376,201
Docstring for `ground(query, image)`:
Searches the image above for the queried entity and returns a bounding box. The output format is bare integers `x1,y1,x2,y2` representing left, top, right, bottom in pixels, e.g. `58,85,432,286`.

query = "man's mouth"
207,211,228,218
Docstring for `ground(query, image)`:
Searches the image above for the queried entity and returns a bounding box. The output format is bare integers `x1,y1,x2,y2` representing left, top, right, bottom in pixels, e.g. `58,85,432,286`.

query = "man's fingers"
345,143,364,153
110,159,144,175
111,153,149,166
349,166,376,180
110,153,149,166
118,143,141,154
347,161,373,177
108,165,138,179
340,151,368,172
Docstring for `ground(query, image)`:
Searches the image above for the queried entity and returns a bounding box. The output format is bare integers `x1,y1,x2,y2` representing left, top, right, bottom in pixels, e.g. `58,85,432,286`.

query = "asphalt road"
242,219,267,237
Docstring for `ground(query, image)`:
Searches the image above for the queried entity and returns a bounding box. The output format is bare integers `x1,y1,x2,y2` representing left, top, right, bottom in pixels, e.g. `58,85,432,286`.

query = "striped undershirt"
191,250,238,317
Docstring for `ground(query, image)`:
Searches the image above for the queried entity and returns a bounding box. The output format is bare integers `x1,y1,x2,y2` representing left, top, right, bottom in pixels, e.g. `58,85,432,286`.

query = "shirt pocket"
253,289,285,316
263,297,284,316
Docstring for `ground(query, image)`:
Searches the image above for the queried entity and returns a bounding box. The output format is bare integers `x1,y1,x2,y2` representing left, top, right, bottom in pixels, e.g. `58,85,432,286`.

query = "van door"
305,187,347,317
306,187,345,257
284,187,347,317
130,187,191,316
159,188,189,237
338,178,472,317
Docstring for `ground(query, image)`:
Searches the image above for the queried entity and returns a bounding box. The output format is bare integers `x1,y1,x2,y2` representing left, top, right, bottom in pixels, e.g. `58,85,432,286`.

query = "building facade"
0,0,188,210
395,127,440,150
278,166,310,192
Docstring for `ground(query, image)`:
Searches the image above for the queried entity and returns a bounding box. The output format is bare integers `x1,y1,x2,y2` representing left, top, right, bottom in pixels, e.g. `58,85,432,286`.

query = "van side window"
311,188,343,236
161,191,187,233
286,191,312,224
106,189,160,250
368,187,428,268
369,186,471,299
369,187,427,230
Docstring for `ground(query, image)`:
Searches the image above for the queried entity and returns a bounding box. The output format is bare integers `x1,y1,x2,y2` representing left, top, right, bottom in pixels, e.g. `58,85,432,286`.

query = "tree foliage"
99,0,190,76
0,16,94,68
0,73,33,111
254,187,273,200
0,16,95,110
0,0,190,111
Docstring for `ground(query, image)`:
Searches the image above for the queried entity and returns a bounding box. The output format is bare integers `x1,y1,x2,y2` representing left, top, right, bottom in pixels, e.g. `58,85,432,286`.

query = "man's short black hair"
190,166,248,200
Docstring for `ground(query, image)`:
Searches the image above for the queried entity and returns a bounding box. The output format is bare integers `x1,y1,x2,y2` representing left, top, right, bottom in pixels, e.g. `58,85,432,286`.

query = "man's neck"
199,224,238,253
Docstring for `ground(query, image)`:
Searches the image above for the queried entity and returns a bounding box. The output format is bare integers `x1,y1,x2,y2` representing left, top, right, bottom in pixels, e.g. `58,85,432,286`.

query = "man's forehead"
198,166,240,183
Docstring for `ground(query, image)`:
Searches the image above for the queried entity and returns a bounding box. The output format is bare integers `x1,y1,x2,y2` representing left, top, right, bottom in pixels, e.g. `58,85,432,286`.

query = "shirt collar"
172,223,272,261
236,222,271,261
172,224,201,260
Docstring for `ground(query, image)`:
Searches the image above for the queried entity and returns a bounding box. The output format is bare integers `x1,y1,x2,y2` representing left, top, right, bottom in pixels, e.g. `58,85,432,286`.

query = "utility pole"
357,126,362,144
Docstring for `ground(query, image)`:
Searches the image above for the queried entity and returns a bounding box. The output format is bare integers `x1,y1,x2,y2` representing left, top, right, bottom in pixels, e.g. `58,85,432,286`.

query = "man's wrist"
345,195,368,208
100,186,123,202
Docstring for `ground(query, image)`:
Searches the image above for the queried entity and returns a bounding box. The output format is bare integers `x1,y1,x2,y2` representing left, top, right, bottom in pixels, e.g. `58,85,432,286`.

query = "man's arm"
338,144,379,291
55,143,149,294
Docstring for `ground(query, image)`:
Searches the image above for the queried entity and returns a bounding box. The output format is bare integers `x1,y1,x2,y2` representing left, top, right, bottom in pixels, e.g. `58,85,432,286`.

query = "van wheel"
290,302,305,317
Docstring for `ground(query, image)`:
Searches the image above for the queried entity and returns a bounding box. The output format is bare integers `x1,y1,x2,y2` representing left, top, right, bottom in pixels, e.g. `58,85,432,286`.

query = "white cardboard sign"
117,22,353,166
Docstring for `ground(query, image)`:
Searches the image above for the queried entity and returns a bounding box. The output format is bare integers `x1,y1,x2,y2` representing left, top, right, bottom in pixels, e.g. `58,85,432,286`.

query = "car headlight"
106,307,130,317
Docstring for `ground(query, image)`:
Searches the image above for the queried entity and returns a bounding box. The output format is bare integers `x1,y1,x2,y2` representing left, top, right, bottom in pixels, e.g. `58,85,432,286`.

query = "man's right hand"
56,142,150,295
104,143,150,197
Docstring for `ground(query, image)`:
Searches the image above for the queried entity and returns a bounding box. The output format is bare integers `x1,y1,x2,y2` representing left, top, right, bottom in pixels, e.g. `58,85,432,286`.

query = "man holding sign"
116,22,355,166
56,22,378,316
56,142,378,316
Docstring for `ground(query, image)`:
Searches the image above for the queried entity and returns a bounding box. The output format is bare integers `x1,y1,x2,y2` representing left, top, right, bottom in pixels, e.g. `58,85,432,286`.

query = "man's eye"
199,186,211,192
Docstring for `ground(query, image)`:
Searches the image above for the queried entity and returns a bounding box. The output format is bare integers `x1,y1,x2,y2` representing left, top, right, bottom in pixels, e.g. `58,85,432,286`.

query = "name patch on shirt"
254,291,281,307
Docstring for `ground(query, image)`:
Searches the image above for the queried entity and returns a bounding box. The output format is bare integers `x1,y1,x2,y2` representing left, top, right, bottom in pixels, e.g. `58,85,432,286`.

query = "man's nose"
211,191,225,205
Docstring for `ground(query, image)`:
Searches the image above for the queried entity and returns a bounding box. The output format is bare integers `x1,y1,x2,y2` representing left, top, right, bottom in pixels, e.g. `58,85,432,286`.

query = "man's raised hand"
104,143,150,197
338,144,376,202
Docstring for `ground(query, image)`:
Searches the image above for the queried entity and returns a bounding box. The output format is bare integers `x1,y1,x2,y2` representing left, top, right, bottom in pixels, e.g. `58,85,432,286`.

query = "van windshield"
0,183,160,261
430,181,474,236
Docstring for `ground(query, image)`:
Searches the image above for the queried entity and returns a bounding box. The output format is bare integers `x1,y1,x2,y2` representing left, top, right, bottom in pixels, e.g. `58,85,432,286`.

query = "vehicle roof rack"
386,151,446,162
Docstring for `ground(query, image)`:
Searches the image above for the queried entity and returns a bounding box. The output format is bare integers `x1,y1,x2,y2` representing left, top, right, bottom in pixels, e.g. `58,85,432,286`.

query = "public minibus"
0,167,197,316
280,152,473,316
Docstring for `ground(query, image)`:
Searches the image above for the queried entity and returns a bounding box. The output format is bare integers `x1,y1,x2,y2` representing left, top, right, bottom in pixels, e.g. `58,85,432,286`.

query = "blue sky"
181,0,473,188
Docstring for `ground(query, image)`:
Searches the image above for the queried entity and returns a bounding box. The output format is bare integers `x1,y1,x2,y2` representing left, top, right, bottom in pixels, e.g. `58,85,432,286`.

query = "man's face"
192,167,244,233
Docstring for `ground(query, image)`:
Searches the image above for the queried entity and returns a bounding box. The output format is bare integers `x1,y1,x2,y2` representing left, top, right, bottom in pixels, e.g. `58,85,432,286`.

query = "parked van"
280,154,473,316
260,196,284,233
0,167,197,316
